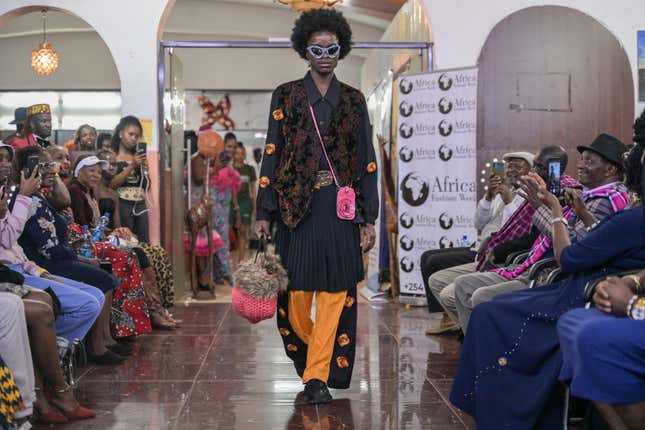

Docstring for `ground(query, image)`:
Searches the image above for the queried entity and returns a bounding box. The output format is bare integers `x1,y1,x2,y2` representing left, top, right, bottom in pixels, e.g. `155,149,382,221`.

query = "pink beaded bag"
232,239,288,324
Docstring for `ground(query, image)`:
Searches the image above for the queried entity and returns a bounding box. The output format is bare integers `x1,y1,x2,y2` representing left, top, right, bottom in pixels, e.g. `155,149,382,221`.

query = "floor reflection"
33,303,472,429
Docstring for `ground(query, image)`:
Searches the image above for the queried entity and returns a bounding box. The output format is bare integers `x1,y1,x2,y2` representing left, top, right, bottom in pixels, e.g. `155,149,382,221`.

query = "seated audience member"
11,146,131,363
449,124,645,429
557,272,645,430
453,134,628,332
68,155,172,331
65,124,97,152
426,145,571,334
97,149,177,311
46,145,72,184
4,104,52,150
0,143,104,346
97,133,112,152
423,151,533,334
0,291,95,425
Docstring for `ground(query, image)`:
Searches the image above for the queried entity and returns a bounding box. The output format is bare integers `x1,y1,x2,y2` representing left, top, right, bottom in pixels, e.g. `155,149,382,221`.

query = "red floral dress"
93,242,152,338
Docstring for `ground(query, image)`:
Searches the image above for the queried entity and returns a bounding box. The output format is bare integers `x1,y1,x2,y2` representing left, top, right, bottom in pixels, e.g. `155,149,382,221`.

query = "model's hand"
360,224,376,253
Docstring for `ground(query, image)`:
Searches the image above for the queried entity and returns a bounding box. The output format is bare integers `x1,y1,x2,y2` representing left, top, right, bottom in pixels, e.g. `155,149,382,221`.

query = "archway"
0,6,121,143
476,5,634,184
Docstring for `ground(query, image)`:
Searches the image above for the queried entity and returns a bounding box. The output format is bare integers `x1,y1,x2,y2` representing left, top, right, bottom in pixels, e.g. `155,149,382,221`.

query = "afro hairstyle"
291,8,352,60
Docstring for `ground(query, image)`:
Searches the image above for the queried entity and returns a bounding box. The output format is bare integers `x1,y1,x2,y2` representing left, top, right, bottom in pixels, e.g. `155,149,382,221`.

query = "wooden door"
477,6,634,187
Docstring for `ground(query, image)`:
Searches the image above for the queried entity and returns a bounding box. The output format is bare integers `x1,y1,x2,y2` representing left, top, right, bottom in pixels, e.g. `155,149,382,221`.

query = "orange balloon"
197,128,224,158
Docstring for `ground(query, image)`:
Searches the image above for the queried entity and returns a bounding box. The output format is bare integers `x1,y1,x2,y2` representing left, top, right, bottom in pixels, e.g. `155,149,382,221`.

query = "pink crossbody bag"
308,104,356,221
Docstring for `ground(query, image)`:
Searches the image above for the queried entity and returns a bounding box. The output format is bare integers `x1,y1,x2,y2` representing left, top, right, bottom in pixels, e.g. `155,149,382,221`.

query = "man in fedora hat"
5,104,52,150
3,107,27,144
451,133,630,332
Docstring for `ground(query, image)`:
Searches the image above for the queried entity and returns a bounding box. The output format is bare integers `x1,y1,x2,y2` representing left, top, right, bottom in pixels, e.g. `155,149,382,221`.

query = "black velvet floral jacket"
256,76,378,229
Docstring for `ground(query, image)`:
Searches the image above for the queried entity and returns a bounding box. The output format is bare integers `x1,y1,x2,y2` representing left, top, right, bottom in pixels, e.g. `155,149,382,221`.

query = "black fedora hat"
9,107,27,125
577,133,626,167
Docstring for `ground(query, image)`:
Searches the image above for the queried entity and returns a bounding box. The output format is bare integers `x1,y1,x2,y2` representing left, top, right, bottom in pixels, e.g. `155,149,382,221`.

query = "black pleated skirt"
275,185,363,292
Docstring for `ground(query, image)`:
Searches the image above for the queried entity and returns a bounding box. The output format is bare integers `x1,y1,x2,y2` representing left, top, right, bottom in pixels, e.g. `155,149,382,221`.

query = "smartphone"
99,262,113,274
26,155,40,178
137,142,147,154
492,161,505,177
546,159,562,196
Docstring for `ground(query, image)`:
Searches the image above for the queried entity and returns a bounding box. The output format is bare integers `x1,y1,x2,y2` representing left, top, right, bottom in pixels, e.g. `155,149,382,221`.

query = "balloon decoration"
197,126,224,158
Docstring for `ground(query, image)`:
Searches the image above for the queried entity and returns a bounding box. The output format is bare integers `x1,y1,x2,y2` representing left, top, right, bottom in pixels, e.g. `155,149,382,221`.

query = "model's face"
0,149,12,181
78,127,97,150
51,147,71,178
78,164,102,189
31,114,52,138
120,125,141,151
306,31,339,76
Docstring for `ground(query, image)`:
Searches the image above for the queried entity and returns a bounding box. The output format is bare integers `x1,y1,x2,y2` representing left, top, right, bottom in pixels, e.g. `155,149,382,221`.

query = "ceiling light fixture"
31,8,59,75
275,0,343,13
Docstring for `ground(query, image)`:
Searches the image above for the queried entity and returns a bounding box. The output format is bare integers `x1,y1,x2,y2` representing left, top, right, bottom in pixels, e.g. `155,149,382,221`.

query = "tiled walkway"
36,303,473,429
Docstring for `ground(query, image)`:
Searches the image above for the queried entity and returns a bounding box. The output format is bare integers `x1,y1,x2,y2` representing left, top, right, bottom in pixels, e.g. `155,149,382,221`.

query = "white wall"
423,0,645,116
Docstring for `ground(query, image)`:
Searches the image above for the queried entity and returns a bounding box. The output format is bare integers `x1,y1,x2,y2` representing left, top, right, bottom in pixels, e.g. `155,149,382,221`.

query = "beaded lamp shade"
31,9,59,76
31,42,59,75
275,0,342,12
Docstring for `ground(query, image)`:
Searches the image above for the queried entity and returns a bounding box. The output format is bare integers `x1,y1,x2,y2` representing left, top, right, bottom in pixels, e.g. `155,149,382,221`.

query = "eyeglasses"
38,162,58,172
306,44,341,60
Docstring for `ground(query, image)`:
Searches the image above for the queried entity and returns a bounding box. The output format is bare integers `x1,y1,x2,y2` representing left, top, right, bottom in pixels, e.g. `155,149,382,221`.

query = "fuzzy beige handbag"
232,239,288,323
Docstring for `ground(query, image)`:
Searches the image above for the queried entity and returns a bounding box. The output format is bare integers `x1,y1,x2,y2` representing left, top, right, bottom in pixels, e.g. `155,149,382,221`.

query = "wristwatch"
627,296,645,320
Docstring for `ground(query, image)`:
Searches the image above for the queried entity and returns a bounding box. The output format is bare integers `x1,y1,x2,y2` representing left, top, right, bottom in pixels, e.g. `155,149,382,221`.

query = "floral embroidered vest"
273,80,364,229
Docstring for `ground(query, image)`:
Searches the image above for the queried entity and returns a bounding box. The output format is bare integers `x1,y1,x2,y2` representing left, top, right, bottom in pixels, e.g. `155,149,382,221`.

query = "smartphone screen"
26,156,40,178
492,161,505,177
547,159,561,195
137,142,147,153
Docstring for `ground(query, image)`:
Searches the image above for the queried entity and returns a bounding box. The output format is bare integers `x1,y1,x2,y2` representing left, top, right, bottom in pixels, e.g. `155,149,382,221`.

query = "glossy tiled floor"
35,302,473,429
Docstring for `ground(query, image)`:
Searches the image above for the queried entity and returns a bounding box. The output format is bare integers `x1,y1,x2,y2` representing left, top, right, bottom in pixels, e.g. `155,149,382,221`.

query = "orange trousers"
287,290,348,384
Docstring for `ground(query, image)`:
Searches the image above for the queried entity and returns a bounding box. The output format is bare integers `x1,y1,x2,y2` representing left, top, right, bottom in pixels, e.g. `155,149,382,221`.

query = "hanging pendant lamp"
31,9,59,75
275,0,342,13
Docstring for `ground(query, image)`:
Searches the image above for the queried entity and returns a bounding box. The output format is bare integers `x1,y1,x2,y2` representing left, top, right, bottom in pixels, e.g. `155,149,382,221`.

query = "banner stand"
395,67,479,304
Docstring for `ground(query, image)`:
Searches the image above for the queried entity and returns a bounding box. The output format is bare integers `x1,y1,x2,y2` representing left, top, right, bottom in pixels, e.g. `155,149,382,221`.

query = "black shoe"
303,379,332,404
106,343,133,356
88,350,125,365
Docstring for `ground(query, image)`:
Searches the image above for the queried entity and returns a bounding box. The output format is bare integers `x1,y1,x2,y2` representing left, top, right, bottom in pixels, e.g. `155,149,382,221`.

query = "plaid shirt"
475,174,580,270
492,182,630,280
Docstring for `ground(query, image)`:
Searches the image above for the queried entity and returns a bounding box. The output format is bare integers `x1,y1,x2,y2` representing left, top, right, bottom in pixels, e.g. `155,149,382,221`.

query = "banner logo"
400,257,415,273
438,73,453,91
439,236,455,249
399,78,413,94
438,144,453,162
438,97,453,114
399,146,414,162
438,120,453,137
439,212,454,230
400,235,414,251
400,212,414,229
399,101,414,117
399,123,414,139
401,172,430,206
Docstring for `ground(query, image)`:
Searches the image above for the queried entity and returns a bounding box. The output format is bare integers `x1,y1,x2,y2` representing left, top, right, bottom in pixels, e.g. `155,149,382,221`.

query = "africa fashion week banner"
396,68,478,296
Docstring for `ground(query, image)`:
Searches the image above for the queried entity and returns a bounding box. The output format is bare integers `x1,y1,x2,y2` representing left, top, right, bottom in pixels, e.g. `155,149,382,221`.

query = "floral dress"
209,166,240,283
